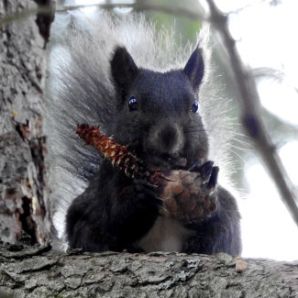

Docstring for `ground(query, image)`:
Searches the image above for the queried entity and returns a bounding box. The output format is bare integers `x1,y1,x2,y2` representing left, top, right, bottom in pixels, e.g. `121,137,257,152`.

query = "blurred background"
54,0,298,261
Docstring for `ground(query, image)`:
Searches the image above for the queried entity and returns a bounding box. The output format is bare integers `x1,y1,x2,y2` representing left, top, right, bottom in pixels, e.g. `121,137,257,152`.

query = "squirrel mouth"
129,143,189,171
143,152,188,171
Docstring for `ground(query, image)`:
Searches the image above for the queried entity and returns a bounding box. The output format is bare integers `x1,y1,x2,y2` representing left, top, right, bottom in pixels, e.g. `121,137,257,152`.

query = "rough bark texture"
0,243,297,298
0,0,52,245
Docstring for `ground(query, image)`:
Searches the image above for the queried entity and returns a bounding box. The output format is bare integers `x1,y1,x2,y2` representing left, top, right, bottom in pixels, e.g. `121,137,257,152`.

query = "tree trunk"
0,243,297,298
0,0,53,245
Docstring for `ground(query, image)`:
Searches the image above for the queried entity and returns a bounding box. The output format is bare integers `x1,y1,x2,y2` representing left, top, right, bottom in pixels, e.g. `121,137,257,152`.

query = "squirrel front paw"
119,178,162,209
160,161,219,225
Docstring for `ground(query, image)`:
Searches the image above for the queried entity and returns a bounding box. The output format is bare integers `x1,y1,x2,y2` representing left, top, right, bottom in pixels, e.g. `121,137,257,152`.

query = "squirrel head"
109,46,208,169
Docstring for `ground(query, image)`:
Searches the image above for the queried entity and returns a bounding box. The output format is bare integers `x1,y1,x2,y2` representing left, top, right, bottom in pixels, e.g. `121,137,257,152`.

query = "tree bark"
0,0,53,245
0,243,297,298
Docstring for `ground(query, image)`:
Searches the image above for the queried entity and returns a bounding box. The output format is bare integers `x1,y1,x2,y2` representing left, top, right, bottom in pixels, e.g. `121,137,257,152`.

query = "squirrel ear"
183,47,204,92
110,46,138,96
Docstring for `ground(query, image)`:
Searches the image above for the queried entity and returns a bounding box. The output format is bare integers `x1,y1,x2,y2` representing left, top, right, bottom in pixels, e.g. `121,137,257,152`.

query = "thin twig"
0,2,204,28
57,2,204,20
205,0,298,227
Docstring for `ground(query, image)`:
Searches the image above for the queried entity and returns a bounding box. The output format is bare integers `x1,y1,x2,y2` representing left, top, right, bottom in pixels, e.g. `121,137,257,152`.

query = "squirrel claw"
189,161,200,172
135,179,158,191
189,160,214,176
199,161,214,180
191,160,215,182
207,166,219,189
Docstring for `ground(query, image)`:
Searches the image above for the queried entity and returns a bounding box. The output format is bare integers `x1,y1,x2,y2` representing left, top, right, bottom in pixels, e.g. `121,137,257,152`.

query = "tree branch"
0,243,298,297
205,0,298,227
0,2,204,28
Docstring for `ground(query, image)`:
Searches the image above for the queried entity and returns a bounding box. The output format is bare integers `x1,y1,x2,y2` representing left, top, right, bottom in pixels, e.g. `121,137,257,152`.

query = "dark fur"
66,47,241,255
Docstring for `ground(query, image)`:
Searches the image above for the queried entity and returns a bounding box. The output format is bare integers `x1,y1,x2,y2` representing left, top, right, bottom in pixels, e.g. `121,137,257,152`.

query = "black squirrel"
46,13,241,255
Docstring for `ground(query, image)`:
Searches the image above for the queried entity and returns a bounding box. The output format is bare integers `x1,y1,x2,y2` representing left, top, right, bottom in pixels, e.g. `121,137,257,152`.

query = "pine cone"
161,170,217,223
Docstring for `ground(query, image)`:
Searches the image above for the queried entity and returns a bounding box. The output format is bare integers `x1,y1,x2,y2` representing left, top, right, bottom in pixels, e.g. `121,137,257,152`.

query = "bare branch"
205,0,298,227
57,2,204,20
252,67,298,94
0,2,204,28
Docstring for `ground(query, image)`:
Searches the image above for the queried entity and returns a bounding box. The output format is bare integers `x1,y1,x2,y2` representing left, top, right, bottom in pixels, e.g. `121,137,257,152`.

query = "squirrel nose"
154,123,184,154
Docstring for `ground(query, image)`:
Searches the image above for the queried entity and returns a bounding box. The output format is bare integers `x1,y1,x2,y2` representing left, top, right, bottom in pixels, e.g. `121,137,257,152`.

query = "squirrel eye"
191,100,199,113
128,96,138,111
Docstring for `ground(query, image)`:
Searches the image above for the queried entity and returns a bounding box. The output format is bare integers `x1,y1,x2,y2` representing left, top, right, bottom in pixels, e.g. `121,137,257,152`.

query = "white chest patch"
137,216,193,252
